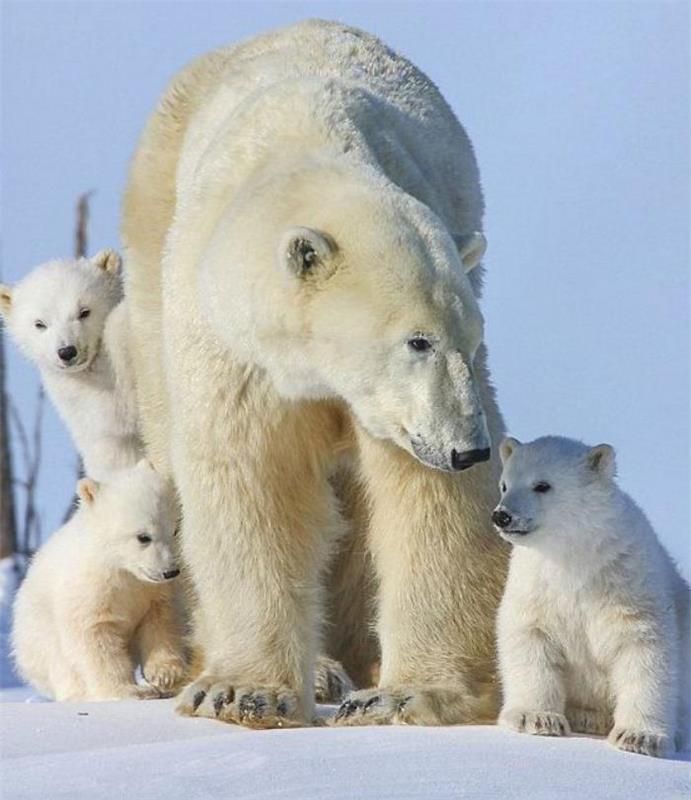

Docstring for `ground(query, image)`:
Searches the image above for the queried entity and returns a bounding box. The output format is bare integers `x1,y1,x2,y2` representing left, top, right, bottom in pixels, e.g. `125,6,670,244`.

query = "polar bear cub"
0,250,142,480
12,460,186,701
493,436,689,757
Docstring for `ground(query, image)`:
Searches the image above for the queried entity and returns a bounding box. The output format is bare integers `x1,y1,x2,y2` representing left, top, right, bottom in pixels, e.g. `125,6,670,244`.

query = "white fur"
494,436,690,757
122,19,508,728
11,460,185,701
0,251,142,481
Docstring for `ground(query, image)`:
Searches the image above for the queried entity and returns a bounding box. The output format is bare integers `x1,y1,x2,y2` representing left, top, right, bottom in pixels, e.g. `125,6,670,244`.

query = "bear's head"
76,459,179,583
200,169,492,472
492,435,617,545
0,250,122,373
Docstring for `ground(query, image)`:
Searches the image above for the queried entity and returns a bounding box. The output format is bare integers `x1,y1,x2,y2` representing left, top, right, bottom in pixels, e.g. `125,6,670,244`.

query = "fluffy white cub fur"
0,250,142,480
494,436,689,757
12,460,185,701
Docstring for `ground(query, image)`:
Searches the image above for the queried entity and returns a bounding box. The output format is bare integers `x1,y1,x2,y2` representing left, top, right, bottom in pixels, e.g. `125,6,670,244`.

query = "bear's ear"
452,232,487,274
279,227,337,280
77,477,100,506
91,249,122,276
499,436,521,464
0,284,12,317
586,444,616,478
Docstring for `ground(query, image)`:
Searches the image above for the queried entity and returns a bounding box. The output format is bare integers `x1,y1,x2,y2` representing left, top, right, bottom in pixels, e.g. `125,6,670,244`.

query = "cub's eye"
137,533,152,544
78,308,91,320
35,320,46,330
501,482,507,493
534,482,551,493
408,337,432,353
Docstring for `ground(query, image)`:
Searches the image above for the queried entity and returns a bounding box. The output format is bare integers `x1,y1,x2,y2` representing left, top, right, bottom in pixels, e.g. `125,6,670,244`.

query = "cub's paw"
143,656,187,694
314,656,355,704
331,686,482,727
500,708,571,736
608,727,670,758
176,676,304,729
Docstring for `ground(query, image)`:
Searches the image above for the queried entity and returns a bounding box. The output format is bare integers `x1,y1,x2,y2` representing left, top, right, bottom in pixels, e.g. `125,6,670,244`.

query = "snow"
0,697,688,800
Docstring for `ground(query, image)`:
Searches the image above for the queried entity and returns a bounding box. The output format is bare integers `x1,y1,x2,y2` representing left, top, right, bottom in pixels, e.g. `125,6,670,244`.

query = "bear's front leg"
333,428,509,727
135,589,187,695
173,396,344,728
606,617,676,757
63,619,160,701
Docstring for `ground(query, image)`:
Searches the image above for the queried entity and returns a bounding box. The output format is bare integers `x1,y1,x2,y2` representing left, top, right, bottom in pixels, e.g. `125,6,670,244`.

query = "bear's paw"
608,726,670,758
176,676,304,728
314,656,355,704
499,708,571,737
143,655,187,695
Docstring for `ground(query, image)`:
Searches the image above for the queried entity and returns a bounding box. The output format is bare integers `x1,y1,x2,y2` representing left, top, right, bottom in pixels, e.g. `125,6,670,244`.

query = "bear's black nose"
492,509,512,528
451,448,491,471
58,345,78,363
163,569,180,580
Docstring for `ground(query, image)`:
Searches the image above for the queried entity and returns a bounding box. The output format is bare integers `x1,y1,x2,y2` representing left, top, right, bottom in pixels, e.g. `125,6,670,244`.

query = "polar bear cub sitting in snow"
493,436,689,757
0,250,142,480
12,460,186,701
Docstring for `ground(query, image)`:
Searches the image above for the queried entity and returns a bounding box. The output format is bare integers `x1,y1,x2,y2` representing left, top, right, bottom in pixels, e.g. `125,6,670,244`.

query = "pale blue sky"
1,1,688,576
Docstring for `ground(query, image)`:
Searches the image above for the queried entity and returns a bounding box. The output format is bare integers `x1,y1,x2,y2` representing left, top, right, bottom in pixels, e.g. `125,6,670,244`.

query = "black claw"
336,700,357,720
213,689,234,716
276,699,288,717
192,690,206,712
397,695,413,714
364,695,381,711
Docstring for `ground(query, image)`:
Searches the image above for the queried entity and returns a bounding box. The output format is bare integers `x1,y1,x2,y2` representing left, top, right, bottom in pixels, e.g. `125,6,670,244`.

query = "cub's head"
201,170,492,472
77,460,179,583
492,435,617,545
0,250,122,373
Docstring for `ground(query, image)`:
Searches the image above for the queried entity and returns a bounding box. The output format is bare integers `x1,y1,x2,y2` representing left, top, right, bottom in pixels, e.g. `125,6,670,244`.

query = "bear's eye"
137,532,152,545
408,337,432,353
35,320,47,330
78,308,91,320
534,482,551,493
501,482,507,493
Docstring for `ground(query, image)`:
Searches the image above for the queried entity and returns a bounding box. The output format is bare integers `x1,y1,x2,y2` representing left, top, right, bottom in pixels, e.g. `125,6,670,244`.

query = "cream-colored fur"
0,251,143,481
494,436,690,758
12,461,185,701
122,19,508,728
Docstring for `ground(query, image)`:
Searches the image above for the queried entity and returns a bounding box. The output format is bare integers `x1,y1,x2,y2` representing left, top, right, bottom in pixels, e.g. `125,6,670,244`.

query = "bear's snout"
57,345,78,364
492,509,512,529
451,447,490,471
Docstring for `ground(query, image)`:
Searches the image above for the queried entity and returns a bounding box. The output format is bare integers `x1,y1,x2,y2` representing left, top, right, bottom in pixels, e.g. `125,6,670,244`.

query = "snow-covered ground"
1,555,689,800
0,696,689,800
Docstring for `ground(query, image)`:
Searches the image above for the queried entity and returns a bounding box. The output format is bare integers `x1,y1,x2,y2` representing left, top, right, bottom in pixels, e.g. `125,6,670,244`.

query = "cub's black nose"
163,569,180,580
492,509,512,529
58,345,77,363
451,448,491,471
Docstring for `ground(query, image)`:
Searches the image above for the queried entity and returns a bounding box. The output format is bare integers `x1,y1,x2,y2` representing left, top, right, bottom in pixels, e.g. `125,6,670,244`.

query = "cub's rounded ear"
0,284,12,316
91,249,122,276
77,477,100,506
587,444,616,478
452,231,487,274
279,227,337,280
499,436,521,464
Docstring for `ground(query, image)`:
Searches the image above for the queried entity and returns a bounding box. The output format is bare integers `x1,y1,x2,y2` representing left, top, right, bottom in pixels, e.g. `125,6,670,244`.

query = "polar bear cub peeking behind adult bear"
12,460,186,701
0,250,142,481
493,436,690,757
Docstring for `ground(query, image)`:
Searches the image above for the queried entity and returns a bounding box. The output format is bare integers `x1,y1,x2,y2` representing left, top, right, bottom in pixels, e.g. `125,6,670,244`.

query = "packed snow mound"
1,698,688,800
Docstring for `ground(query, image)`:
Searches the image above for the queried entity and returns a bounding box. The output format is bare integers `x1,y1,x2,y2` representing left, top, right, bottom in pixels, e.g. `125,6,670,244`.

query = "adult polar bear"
122,19,508,728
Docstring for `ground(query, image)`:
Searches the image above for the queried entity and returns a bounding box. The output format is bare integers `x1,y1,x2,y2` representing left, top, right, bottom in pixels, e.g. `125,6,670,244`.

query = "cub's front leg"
63,619,160,701
497,617,571,737
135,588,187,695
606,612,677,757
